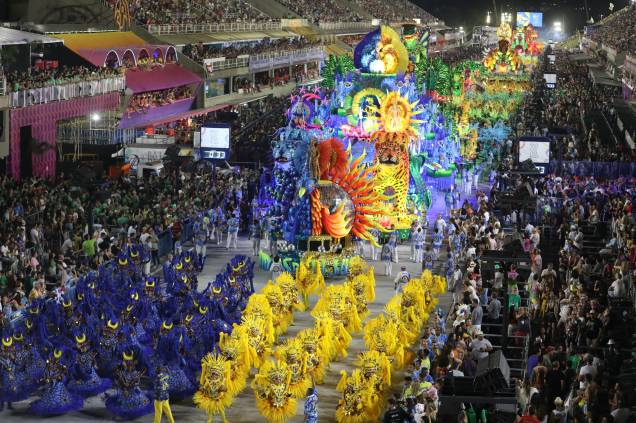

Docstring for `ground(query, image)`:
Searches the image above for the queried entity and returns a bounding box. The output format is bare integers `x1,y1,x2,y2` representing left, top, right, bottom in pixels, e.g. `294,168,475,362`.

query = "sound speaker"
476,350,510,392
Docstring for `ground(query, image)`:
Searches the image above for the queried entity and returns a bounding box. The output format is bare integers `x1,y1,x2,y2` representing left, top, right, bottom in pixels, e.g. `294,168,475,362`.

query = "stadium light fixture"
91,113,100,122
486,11,491,25
553,21,562,33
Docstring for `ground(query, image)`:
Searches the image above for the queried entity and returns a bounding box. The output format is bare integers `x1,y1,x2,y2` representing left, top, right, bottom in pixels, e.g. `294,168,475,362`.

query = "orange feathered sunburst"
315,140,388,246
317,137,349,180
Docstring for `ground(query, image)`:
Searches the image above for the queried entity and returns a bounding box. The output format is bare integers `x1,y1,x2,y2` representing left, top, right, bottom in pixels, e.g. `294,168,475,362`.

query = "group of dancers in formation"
0,243,255,420
0,238,446,422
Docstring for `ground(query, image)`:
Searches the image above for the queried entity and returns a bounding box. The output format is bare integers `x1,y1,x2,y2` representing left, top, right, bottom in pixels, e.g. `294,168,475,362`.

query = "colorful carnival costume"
335,369,376,423
29,348,84,416
0,336,28,406
344,267,375,319
296,328,330,384
363,315,406,369
217,332,250,396
153,368,175,423
274,272,306,318
252,360,296,423
105,351,153,420
314,312,352,361
311,284,361,335
262,281,292,337
194,353,233,423
232,313,272,369
275,339,311,398
68,333,112,397
295,255,325,307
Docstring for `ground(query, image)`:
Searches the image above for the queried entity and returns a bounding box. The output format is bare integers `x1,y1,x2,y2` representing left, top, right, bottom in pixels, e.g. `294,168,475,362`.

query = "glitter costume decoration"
29,348,84,416
296,328,330,384
311,284,362,335
67,333,112,397
217,332,250,396
194,353,233,423
335,369,376,423
252,360,297,423
104,351,154,420
274,338,311,399
295,255,325,307
262,281,292,337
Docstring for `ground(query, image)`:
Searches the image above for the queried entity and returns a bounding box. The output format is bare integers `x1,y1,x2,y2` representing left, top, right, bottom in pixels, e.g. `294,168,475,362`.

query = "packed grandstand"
0,1,635,423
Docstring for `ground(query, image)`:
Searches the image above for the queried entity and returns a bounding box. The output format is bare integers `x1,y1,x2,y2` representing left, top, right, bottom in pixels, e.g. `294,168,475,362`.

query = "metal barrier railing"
8,76,125,108
318,21,375,31
0,76,5,96
147,21,282,35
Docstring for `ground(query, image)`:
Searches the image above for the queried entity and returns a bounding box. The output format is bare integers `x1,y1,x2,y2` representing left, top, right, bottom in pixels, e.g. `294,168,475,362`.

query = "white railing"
318,21,375,31
9,76,125,108
204,57,250,73
147,21,282,35
0,76,5,96
249,47,324,72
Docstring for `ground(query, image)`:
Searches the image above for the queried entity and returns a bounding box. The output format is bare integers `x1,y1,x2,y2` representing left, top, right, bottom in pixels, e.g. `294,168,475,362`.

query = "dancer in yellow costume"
274,338,311,398
335,369,375,423
344,271,375,320
262,281,291,337
194,353,233,423
311,284,362,334
243,294,276,346
252,360,296,423
274,272,305,318
313,311,353,361
295,254,325,307
363,314,406,369
217,332,249,396
232,314,271,369
296,328,330,384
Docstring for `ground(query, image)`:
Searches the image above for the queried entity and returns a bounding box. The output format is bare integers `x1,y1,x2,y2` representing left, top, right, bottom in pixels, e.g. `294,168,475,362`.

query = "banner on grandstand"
518,136,551,174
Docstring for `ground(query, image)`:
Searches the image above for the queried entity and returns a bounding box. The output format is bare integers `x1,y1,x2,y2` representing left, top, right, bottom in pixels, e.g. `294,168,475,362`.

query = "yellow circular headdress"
107,319,120,330
53,349,63,359
123,350,134,361
2,337,13,347
75,334,87,344
175,261,183,270
62,299,73,308
162,321,174,331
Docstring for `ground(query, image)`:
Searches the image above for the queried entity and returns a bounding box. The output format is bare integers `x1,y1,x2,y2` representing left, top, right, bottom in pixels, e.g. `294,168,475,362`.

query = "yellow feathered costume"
217,332,250,396
335,369,377,423
262,281,291,337
252,360,297,423
296,328,330,384
274,338,311,398
296,255,326,307
311,284,362,334
194,353,234,423
363,314,406,369
275,272,305,316
314,311,352,361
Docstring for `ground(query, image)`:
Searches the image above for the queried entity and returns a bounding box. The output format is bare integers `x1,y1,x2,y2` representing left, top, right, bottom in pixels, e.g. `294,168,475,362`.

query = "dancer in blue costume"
0,336,21,410
96,317,121,377
155,323,195,399
29,348,84,416
11,328,43,400
105,350,154,420
68,332,112,397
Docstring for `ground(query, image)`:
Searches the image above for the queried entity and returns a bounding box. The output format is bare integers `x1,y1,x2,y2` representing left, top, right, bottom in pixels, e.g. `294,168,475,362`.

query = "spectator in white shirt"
470,331,492,361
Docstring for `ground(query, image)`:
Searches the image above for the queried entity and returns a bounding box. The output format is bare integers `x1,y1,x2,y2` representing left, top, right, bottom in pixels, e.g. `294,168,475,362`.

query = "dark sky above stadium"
415,0,632,33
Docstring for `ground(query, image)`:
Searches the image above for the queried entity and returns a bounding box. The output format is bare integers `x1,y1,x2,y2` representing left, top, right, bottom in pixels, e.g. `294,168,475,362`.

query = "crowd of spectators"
588,5,636,54
0,168,259,322
348,0,436,22
276,0,364,23
339,34,365,47
516,50,633,162
126,86,194,114
182,37,321,62
429,44,483,68
4,65,120,93
112,0,271,25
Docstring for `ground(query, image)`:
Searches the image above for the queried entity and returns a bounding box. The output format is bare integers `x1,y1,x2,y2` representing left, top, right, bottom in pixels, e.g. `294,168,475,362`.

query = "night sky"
414,0,633,34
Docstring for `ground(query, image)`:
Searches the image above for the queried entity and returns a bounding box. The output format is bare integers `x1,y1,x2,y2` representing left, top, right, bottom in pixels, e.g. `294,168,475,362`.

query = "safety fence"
8,76,125,108
249,47,324,73
318,21,376,31
147,21,282,35
547,160,636,178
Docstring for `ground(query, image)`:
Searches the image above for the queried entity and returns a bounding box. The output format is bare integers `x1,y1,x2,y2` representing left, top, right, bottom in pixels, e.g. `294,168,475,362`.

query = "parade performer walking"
153,367,175,423
304,386,319,423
